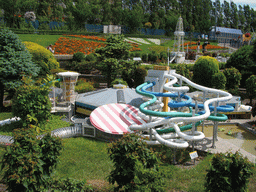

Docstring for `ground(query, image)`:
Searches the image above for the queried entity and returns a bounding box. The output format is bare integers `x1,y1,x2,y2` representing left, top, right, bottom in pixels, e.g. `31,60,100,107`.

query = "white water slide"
129,70,233,148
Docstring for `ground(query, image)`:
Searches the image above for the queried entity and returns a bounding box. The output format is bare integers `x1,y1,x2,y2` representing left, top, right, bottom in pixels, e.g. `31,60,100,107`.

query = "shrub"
246,75,256,105
134,66,148,88
175,64,193,80
107,133,163,191
186,51,196,60
110,78,128,87
1,128,63,192
193,56,219,87
218,62,226,69
212,72,226,89
141,53,147,62
73,51,86,62
205,152,254,192
75,79,95,93
23,41,59,77
226,45,255,87
12,77,52,128
148,51,158,63
223,67,242,90
48,177,93,192
85,53,96,62
66,60,95,74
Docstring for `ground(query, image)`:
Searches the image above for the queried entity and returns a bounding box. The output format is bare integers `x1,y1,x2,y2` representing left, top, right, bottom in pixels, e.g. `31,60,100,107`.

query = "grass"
18,34,62,47
0,116,256,191
0,114,72,136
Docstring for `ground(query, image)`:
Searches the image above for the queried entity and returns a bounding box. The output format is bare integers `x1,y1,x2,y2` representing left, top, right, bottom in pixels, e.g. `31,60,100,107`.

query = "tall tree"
238,5,246,31
243,5,252,32
66,0,92,29
111,0,123,25
223,0,231,28
123,4,144,32
230,1,238,29
215,0,224,27
95,34,133,87
100,0,111,25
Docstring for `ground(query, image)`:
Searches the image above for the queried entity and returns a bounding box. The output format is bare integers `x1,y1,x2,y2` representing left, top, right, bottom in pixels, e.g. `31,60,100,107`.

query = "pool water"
197,124,256,156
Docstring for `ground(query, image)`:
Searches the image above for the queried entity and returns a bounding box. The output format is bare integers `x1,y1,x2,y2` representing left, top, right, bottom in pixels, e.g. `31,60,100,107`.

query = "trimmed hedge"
193,56,219,88
23,41,59,76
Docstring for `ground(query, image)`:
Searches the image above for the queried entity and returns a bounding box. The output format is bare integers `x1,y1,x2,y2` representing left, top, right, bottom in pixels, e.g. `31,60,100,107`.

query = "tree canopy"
0,28,40,111
1,0,256,34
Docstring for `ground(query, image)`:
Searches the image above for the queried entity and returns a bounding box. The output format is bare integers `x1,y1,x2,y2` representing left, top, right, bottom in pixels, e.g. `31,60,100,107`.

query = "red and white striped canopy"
90,103,146,135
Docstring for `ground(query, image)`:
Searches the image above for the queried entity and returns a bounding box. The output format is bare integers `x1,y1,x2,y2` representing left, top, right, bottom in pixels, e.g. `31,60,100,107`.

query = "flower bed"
53,36,141,55
52,37,106,55
189,44,225,50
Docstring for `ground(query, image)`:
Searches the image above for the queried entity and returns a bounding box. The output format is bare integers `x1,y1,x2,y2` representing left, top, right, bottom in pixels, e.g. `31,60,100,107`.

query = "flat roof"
75,88,144,109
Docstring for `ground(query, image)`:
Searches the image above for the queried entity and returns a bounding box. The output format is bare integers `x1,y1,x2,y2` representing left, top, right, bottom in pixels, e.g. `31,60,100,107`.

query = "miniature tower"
172,16,186,63
57,71,80,103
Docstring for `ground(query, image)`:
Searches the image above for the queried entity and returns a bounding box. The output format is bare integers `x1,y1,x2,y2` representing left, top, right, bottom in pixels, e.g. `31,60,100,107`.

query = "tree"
238,5,246,31
0,29,40,112
226,45,255,87
66,0,92,29
230,1,238,29
223,0,231,28
223,67,242,90
95,34,137,87
246,75,256,105
123,4,144,33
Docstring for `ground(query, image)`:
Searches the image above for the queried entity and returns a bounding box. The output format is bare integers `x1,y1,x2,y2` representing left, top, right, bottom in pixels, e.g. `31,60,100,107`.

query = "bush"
193,56,219,88
110,78,128,87
23,41,59,77
107,133,164,191
223,67,242,90
1,128,63,192
226,45,255,87
218,62,226,70
75,79,95,93
175,64,193,80
134,66,148,88
185,51,196,60
73,51,86,62
205,152,254,192
85,53,96,62
246,75,256,105
148,51,159,63
48,177,93,192
66,60,95,74
141,53,148,62
12,77,52,128
212,72,226,89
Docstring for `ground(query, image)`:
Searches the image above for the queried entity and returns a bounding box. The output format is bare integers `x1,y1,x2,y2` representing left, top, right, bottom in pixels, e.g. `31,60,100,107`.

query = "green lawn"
18,34,62,47
0,121,255,191
0,114,72,136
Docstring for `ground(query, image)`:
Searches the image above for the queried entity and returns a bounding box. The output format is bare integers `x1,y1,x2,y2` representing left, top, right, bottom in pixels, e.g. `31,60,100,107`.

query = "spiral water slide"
129,70,233,148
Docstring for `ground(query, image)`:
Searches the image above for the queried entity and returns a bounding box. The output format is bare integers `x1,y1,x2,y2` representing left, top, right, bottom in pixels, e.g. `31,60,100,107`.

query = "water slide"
129,70,233,148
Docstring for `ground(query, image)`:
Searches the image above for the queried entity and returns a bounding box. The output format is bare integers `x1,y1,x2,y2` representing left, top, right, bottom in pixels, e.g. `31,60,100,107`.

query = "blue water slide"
189,102,234,114
141,81,193,108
